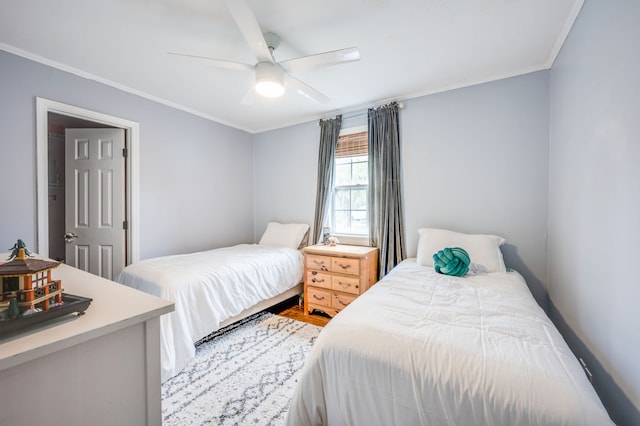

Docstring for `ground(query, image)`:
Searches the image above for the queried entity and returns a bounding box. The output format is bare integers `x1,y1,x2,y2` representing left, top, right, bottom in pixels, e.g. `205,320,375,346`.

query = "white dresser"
0,261,174,425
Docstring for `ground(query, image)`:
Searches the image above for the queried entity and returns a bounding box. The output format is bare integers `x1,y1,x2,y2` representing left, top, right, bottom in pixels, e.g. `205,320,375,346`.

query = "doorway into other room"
36,98,140,280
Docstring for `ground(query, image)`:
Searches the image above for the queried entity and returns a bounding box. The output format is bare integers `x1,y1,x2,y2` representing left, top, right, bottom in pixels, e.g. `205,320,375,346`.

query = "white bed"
286,229,612,425
116,223,308,382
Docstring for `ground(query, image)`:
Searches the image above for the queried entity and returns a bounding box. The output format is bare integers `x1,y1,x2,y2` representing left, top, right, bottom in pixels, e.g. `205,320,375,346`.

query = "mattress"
116,244,303,382
286,259,612,425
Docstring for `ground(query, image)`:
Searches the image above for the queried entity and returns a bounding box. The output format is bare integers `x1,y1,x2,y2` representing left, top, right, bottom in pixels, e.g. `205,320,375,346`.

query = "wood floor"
268,296,331,327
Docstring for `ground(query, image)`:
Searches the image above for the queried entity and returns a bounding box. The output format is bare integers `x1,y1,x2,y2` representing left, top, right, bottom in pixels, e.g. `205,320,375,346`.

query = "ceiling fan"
169,0,360,104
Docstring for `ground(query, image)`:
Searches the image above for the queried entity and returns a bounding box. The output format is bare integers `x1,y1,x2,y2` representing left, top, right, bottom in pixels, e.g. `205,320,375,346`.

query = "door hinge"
122,148,128,158
123,221,128,230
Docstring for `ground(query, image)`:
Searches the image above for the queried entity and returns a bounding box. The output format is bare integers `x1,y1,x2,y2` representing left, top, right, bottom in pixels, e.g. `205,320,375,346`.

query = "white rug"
161,312,322,425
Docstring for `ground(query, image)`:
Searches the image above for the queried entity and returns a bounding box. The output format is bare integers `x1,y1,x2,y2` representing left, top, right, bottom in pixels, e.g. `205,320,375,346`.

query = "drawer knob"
337,281,354,289
312,278,325,283
313,294,326,301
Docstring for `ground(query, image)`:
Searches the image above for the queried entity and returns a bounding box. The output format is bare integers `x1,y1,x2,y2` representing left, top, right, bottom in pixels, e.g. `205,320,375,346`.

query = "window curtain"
312,115,342,244
368,102,406,277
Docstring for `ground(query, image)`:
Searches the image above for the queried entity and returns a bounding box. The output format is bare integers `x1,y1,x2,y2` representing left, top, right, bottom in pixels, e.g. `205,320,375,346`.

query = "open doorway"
36,98,140,278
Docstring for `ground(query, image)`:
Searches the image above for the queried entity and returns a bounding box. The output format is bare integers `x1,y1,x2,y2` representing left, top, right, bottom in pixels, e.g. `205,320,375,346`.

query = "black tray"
0,293,92,337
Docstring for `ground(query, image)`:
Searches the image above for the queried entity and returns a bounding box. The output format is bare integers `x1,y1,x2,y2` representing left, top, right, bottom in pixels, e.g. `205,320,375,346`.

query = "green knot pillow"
433,247,470,277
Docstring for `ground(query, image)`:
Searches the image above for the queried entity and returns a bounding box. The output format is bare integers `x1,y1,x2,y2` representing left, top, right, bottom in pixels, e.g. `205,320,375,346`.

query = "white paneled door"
65,128,126,280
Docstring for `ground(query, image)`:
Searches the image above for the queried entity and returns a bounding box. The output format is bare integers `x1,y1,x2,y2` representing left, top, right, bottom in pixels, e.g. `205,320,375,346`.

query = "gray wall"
254,71,550,307
401,72,550,306
0,50,254,260
253,121,320,239
549,0,640,421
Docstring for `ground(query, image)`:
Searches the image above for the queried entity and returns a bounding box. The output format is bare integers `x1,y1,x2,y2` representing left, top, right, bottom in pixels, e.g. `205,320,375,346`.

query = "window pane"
334,189,350,210
352,161,368,185
334,210,350,234
351,211,368,235
335,163,351,186
351,188,367,210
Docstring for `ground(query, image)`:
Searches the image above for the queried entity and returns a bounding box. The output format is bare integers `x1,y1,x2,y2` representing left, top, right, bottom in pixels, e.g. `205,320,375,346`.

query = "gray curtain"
368,102,406,277
312,115,342,244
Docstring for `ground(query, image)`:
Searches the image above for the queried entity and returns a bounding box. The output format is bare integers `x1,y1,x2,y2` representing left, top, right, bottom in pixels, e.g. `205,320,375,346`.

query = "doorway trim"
36,97,140,264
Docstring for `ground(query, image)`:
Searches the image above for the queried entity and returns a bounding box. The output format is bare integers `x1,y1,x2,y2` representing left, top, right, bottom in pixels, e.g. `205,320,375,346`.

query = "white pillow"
416,228,506,273
259,222,310,249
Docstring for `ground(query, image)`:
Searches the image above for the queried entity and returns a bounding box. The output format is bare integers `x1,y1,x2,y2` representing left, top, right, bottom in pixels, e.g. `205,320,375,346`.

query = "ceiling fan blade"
286,74,331,104
280,47,360,73
223,0,273,63
168,52,253,71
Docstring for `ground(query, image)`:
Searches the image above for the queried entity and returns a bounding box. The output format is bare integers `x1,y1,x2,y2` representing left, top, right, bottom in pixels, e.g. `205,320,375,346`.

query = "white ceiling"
1,0,583,134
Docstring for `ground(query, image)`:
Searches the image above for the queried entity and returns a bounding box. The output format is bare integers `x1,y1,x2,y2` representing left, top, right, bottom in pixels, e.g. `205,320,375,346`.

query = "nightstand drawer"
332,292,357,310
307,271,331,289
331,257,360,276
306,254,331,272
332,275,360,295
308,287,331,308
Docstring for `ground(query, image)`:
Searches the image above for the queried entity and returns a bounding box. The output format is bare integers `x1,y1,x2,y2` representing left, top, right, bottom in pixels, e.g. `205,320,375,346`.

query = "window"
329,128,369,238
2,276,19,293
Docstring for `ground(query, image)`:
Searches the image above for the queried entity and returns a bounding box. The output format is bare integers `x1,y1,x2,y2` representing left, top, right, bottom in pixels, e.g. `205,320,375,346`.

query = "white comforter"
116,244,303,382
286,259,612,425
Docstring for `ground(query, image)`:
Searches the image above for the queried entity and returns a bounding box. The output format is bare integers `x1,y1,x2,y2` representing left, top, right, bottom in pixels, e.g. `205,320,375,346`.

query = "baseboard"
548,300,639,426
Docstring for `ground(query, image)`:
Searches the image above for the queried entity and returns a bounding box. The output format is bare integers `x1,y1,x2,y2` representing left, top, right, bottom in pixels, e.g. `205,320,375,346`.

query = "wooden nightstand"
303,244,379,318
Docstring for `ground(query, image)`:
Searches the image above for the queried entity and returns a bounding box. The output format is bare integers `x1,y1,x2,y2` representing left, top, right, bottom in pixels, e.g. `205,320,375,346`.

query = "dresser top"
303,244,378,257
0,257,173,371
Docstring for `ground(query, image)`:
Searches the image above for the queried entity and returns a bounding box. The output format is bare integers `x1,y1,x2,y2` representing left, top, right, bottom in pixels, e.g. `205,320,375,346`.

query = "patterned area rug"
161,312,322,425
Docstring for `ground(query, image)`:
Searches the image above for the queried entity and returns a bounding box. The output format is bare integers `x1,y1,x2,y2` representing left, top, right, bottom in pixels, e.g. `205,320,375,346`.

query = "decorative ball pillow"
259,222,310,249
416,228,506,273
433,247,470,277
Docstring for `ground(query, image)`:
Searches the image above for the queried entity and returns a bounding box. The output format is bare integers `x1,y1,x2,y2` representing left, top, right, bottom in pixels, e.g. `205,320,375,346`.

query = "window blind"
336,131,368,158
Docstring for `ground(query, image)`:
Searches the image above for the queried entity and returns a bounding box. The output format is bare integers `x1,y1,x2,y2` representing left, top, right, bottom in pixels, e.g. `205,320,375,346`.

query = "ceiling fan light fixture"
255,61,285,98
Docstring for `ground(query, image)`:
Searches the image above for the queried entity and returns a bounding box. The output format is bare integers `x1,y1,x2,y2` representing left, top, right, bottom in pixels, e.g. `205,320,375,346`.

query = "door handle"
64,232,78,243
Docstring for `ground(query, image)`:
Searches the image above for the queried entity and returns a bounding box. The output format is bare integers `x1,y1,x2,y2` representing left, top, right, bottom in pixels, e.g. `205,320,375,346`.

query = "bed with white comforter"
116,243,303,382
286,259,612,425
